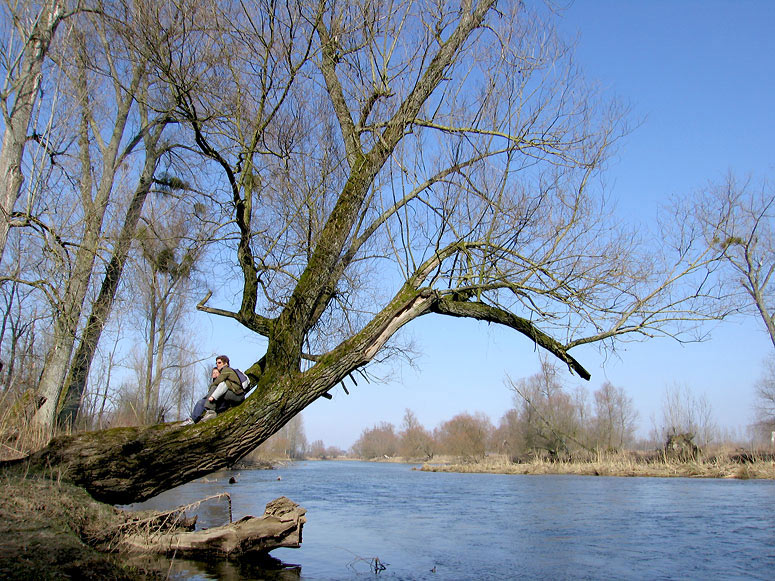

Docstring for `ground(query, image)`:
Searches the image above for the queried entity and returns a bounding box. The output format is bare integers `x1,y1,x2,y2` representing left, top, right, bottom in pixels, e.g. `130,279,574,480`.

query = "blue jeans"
191,397,209,422
191,391,244,422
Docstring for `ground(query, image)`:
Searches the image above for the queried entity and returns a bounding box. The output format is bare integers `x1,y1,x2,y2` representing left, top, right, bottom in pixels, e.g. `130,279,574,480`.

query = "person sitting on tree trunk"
206,355,245,414
182,355,245,425
183,366,220,425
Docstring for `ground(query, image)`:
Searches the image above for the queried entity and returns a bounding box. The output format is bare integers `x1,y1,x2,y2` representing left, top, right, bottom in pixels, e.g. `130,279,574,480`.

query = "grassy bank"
419,451,775,479
0,474,169,580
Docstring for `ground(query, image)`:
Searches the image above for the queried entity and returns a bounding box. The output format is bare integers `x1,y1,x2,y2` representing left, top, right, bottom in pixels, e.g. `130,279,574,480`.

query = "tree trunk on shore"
1,284,452,504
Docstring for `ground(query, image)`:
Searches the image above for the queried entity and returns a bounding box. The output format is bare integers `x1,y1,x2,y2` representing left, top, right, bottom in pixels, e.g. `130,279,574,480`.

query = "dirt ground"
0,474,165,580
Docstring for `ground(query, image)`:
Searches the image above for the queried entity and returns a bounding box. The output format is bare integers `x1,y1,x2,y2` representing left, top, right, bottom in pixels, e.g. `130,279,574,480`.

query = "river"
127,460,775,580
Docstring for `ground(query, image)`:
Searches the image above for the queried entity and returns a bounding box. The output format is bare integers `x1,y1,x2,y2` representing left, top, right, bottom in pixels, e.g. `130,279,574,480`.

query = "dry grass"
419,451,775,480
0,390,53,461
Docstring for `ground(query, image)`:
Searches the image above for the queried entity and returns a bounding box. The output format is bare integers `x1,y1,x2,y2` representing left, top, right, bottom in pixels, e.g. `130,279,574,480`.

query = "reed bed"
419,451,775,480
0,390,53,461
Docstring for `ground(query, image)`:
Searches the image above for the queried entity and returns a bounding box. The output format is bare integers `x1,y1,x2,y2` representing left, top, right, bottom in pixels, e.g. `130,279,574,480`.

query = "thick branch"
196,291,273,336
430,296,591,380
272,0,499,362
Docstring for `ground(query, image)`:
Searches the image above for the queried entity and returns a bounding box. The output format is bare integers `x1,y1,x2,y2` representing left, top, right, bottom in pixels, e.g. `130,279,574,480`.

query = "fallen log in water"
121,496,306,558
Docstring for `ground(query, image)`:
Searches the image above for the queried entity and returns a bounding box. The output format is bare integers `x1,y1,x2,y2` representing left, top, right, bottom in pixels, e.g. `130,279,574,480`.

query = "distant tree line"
348,361,772,463
242,414,346,462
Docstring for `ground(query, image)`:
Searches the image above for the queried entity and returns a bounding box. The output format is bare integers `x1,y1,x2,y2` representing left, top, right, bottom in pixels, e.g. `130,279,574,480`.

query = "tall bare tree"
352,421,398,459
435,412,492,460
129,193,206,423
55,108,172,429
30,11,166,433
398,408,435,459
508,361,583,457
10,1,728,504
0,277,46,395
689,174,775,347
592,381,637,451
654,383,717,446
0,0,68,264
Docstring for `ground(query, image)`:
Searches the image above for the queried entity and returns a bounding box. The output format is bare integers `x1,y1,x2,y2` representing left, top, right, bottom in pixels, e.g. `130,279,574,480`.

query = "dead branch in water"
118,496,306,558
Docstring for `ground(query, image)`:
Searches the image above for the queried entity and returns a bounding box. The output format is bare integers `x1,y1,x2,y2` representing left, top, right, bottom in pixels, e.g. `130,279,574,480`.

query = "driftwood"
121,496,306,558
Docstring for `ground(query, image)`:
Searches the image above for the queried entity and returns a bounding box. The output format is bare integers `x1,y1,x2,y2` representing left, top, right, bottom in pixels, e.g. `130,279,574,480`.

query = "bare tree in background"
654,383,717,447
688,174,775,346
0,278,46,395
352,422,399,459
128,192,207,424
592,381,638,451
753,359,775,444
508,361,583,458
76,317,125,430
398,408,435,459
253,414,307,460
493,408,522,459
435,412,492,461
25,4,181,434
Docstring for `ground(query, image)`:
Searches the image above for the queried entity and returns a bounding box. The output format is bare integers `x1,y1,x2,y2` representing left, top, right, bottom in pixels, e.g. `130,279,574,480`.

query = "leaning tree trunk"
1,271,589,506
1,283,434,504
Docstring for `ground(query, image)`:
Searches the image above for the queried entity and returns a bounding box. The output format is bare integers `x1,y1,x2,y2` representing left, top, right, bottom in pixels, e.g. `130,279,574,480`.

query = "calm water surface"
128,461,775,580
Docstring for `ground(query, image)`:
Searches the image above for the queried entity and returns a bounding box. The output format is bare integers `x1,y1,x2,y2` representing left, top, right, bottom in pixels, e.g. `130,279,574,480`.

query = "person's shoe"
202,410,217,422
180,418,194,426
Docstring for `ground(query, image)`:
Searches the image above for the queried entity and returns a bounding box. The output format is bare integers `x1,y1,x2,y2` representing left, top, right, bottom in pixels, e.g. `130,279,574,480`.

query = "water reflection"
125,553,300,580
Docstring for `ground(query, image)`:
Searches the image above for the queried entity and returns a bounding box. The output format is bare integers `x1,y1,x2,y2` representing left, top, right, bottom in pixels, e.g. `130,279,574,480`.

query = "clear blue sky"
197,1,775,449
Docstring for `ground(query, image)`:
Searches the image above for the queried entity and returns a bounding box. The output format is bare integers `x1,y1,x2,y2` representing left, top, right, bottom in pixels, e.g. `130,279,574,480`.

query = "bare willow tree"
27,5,182,434
352,421,398,459
130,193,207,424
435,412,492,460
508,361,583,458
592,381,637,451
0,0,70,264
687,174,775,347
654,383,717,447
9,0,726,504
399,408,435,459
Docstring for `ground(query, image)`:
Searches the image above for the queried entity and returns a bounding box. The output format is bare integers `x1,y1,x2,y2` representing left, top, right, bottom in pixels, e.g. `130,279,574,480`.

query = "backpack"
234,368,251,394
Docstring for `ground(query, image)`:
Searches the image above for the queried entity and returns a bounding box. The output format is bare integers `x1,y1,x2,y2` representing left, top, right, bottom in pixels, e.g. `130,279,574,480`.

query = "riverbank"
0,474,166,580
0,469,306,580
3,452,772,579
418,452,775,479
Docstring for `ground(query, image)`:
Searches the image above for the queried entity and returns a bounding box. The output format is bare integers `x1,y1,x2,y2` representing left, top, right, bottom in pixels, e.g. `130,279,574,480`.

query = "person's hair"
216,355,230,365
